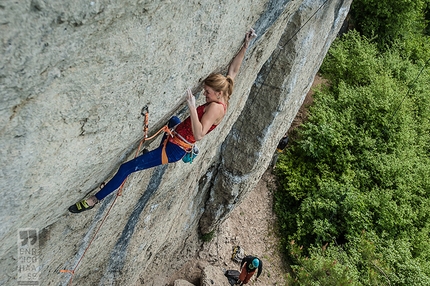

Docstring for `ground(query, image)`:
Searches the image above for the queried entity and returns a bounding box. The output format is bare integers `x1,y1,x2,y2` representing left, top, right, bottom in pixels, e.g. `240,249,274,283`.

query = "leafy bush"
275,31,430,284
350,0,430,48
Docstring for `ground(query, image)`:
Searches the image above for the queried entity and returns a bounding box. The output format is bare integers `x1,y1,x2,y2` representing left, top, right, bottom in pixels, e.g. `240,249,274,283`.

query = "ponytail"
225,75,234,101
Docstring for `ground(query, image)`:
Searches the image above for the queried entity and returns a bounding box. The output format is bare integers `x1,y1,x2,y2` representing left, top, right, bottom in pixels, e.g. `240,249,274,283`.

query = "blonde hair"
203,73,234,105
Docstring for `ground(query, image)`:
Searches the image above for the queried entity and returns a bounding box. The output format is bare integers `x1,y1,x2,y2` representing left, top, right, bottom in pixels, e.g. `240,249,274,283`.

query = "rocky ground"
167,169,289,286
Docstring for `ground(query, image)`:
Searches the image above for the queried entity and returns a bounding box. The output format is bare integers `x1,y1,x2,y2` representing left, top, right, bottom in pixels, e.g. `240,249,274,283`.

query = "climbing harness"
61,105,178,285
158,121,200,164
170,131,194,150
169,130,199,164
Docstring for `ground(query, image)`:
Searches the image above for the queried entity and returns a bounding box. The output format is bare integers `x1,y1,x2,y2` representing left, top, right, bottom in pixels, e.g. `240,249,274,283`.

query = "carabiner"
141,105,149,116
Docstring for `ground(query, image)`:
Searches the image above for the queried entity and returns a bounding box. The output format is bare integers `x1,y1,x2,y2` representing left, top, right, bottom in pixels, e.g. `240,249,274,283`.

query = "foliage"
350,0,430,48
393,31,430,63
286,241,356,286
286,234,393,286
275,31,430,284
200,230,215,242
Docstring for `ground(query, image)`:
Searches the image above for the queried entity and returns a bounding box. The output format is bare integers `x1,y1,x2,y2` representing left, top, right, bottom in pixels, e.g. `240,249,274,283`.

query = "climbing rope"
60,105,171,285
251,0,331,101
251,0,429,136
389,57,430,122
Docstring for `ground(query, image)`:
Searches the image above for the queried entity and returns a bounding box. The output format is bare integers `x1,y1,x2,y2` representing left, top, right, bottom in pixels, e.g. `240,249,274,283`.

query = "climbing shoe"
68,199,94,213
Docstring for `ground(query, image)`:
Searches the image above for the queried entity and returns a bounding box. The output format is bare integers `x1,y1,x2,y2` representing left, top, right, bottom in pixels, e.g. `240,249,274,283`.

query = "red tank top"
175,102,226,144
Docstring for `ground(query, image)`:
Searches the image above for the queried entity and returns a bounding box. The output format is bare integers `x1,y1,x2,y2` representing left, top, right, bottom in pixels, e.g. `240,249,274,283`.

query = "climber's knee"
168,116,181,129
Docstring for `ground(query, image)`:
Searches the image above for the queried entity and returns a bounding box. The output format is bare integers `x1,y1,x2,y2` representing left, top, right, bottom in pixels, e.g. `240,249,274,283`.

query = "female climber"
69,28,257,213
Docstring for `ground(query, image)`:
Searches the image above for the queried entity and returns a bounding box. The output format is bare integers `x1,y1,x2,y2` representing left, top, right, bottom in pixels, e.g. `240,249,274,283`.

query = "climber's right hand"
186,88,196,108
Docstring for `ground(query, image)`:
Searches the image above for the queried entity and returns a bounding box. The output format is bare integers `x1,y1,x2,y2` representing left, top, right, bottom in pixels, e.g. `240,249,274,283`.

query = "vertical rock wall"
200,0,352,235
0,0,351,285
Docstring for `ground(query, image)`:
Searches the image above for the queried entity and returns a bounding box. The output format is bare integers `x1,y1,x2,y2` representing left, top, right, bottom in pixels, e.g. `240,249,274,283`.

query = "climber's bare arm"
228,28,257,80
186,89,224,141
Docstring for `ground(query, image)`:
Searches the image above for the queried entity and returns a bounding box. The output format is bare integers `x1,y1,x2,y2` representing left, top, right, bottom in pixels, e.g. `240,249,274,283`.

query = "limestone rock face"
174,279,196,286
201,265,230,286
199,0,353,234
0,0,351,285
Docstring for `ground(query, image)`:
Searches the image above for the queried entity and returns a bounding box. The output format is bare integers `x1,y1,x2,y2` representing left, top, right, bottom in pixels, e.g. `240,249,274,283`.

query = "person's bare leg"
86,195,98,206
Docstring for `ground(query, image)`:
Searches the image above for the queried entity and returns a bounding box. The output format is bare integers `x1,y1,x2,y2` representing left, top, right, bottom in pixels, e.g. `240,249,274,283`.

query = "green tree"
350,0,430,48
275,31,430,284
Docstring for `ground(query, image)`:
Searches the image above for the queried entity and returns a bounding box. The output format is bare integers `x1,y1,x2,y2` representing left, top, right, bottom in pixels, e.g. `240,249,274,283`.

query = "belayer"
69,29,257,213
236,255,263,285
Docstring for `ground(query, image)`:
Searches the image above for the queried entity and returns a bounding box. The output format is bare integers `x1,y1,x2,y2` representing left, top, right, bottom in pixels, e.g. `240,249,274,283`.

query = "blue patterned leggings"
95,117,185,201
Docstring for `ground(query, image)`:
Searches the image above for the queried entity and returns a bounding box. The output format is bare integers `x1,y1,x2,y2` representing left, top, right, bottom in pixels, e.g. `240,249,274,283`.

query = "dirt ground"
209,170,289,286
166,74,324,286
167,169,288,286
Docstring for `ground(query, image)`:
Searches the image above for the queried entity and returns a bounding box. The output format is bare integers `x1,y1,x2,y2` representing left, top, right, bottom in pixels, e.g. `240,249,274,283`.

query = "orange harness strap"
169,135,193,151
161,137,169,165
161,132,195,164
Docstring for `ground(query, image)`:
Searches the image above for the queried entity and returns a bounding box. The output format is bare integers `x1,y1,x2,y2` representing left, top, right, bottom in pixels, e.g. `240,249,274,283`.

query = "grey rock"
0,0,352,285
174,279,196,286
202,265,230,286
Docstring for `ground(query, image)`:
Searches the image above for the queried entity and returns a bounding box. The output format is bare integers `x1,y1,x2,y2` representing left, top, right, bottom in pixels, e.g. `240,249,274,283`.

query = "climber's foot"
68,196,98,213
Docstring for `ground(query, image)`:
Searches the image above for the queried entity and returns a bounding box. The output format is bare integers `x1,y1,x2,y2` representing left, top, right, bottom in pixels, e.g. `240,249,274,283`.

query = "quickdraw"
61,105,174,285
